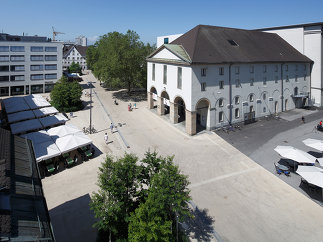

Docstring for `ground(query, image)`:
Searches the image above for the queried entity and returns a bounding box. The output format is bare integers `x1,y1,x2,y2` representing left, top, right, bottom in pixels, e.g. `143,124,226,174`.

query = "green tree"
68,61,82,74
86,45,98,70
90,30,155,92
90,151,191,241
50,76,83,112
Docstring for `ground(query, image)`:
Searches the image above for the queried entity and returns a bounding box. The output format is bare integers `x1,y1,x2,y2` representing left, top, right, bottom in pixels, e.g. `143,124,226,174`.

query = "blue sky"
1,0,323,45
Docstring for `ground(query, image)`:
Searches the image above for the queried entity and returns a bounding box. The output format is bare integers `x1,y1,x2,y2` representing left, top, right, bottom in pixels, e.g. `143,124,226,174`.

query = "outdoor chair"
283,170,290,176
274,165,282,175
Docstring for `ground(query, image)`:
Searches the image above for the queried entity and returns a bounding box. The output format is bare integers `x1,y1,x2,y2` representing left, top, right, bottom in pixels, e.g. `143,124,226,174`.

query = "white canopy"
55,132,92,154
33,106,59,118
24,94,51,109
10,119,43,135
39,114,68,128
303,138,323,152
20,130,52,145
274,145,316,164
296,165,323,188
33,140,61,162
7,110,35,123
3,97,30,114
47,124,81,140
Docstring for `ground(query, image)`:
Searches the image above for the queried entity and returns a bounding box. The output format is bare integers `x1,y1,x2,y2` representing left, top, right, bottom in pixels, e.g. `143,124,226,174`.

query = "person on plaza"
320,120,322,126
134,103,136,109
301,116,305,123
104,133,108,144
110,123,114,133
70,112,73,118
129,103,132,109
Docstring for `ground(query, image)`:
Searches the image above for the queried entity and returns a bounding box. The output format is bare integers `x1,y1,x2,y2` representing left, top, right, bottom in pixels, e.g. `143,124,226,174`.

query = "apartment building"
0,33,63,97
62,44,88,71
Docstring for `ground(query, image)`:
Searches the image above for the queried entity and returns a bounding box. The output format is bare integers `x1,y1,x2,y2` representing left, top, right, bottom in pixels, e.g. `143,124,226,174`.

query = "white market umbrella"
303,138,323,152
274,145,316,164
55,132,92,154
47,124,81,140
34,141,61,162
296,166,323,200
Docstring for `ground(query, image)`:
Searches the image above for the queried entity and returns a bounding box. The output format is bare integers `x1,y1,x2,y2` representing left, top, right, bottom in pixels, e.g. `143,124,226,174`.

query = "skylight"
228,39,238,46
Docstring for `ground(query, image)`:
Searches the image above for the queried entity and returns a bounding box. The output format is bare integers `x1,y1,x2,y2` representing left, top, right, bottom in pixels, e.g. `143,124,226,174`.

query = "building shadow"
112,89,147,102
299,181,322,203
49,194,97,242
182,206,216,241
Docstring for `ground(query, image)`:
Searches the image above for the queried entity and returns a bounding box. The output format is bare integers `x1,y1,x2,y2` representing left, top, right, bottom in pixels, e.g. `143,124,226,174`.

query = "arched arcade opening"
195,99,210,132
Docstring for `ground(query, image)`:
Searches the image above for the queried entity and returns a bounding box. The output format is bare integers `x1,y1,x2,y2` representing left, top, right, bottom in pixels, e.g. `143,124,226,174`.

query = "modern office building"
63,44,88,71
75,35,87,47
257,22,323,106
147,25,312,135
0,33,63,97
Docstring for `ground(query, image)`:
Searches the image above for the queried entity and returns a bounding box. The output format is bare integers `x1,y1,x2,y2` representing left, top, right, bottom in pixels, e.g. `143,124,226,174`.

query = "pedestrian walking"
70,112,73,118
301,116,305,123
104,133,108,144
110,123,114,133
134,103,136,109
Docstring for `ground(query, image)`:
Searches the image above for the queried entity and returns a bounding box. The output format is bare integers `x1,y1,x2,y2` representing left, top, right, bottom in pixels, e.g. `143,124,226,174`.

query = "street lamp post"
88,81,92,134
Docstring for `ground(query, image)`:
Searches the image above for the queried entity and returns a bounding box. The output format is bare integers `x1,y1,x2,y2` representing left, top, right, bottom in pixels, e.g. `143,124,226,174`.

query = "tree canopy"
86,30,155,92
50,76,83,112
68,61,82,74
90,151,191,241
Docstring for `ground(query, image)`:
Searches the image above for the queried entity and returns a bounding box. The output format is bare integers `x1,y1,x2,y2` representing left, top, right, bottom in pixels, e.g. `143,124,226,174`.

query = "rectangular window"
45,55,57,61
235,79,240,88
10,46,24,52
263,65,267,73
45,47,57,52
30,74,44,80
10,65,24,71
10,55,24,61
31,46,44,52
219,111,224,122
201,68,206,76
275,65,278,72
219,67,224,75
285,65,288,71
250,78,254,86
201,82,206,91
30,65,44,71
235,108,240,119
219,80,224,89
0,76,9,82
0,87,9,96
0,55,9,62
219,99,224,107
45,64,57,70
10,75,24,81
250,65,254,73
0,65,9,72
275,76,278,83
163,65,167,84
295,75,298,82
152,64,155,81
177,67,182,89
31,55,43,61
235,96,240,105
235,66,239,74
0,46,9,52
263,77,267,85
164,38,169,44
45,73,57,80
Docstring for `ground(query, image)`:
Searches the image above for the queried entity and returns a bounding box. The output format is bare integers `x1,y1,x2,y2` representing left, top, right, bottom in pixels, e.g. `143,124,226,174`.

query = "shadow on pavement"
112,89,147,102
299,181,322,203
183,207,215,241
50,194,97,242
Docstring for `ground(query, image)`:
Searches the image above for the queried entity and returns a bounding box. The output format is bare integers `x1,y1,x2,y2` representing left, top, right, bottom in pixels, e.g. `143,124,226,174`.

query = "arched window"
218,98,224,107
249,94,254,102
263,93,266,100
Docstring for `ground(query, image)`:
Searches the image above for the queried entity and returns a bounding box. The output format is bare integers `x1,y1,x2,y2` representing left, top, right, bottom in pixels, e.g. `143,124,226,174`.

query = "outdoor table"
85,150,92,157
277,164,289,171
46,163,55,173
66,157,74,165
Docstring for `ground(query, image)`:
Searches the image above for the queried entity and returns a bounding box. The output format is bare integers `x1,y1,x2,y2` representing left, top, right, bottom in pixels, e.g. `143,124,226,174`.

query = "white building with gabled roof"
147,25,312,135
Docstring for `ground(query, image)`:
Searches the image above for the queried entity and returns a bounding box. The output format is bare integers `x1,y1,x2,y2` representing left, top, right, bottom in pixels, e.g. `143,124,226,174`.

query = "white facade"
262,23,323,106
0,39,63,97
147,49,310,131
63,45,87,71
157,34,183,48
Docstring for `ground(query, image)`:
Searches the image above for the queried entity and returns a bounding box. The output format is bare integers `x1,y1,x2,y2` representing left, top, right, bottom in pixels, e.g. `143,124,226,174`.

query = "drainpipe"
229,64,232,125
281,63,284,112
309,62,312,106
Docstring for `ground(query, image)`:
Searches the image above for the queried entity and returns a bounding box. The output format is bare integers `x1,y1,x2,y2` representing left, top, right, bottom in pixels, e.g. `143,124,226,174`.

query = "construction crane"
52,26,65,41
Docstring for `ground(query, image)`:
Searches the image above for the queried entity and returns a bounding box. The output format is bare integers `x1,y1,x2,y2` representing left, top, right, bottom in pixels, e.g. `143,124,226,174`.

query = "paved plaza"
41,72,323,242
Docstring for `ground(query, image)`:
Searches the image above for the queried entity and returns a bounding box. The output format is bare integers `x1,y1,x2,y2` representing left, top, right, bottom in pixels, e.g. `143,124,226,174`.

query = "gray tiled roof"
169,25,312,64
